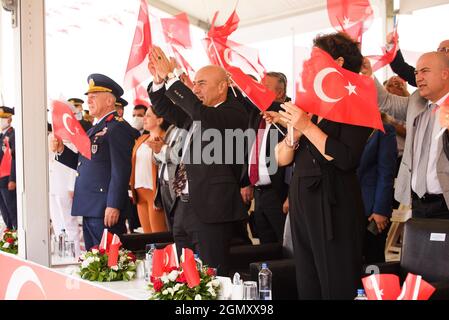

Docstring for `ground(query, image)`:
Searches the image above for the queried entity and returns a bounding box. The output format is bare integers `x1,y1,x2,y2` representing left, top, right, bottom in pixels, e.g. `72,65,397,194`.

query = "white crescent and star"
5,266,46,300
223,48,233,66
313,67,358,103
62,113,75,135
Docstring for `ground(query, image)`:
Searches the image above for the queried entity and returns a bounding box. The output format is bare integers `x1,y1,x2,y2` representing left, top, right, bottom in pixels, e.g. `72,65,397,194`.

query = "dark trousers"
124,197,140,232
412,192,449,219
254,186,286,244
0,188,17,229
160,181,175,231
82,214,127,251
172,199,233,276
363,220,389,264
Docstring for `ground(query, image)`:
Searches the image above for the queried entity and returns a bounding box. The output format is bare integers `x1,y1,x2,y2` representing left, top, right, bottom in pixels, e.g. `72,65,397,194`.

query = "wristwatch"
165,68,184,82
164,72,176,83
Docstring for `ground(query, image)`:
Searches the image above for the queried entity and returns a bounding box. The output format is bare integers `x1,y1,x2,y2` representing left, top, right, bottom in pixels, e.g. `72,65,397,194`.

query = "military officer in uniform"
0,107,17,230
50,74,138,250
115,97,128,118
68,98,92,132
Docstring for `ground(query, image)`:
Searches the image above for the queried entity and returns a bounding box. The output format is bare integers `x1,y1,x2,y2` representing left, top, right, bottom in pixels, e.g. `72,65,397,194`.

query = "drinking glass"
243,281,258,300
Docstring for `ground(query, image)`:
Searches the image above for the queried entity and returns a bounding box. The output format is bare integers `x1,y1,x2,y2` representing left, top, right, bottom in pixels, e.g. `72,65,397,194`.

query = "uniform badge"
91,144,98,154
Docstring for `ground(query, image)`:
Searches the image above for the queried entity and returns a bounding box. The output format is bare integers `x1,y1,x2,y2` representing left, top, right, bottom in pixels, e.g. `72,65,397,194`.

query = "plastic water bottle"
354,289,368,300
58,229,67,258
258,263,272,300
145,244,156,282
194,253,203,271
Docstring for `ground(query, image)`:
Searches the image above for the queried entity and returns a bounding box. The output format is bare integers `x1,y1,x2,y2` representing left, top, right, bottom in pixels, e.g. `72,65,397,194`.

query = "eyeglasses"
437,47,449,53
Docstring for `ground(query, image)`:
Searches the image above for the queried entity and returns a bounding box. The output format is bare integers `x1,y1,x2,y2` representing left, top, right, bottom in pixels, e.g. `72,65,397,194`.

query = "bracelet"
284,137,299,150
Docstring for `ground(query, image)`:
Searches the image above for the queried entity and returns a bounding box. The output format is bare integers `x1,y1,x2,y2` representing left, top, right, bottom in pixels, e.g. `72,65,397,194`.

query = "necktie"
173,163,187,197
249,119,267,186
415,104,437,198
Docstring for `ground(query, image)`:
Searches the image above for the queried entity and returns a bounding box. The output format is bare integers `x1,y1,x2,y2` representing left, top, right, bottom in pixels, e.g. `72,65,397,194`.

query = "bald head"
193,65,230,107
415,52,449,102
438,40,449,57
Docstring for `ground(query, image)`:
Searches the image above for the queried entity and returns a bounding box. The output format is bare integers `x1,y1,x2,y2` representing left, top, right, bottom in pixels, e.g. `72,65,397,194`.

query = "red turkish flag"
151,248,166,278
123,0,152,90
133,83,151,107
161,12,191,48
172,46,196,80
204,38,266,78
107,234,122,267
51,100,91,159
397,273,435,300
327,0,373,41
207,10,239,40
0,137,12,178
204,38,274,111
367,26,399,72
99,229,113,252
164,244,179,269
362,274,402,300
180,248,200,288
151,244,179,278
296,47,383,131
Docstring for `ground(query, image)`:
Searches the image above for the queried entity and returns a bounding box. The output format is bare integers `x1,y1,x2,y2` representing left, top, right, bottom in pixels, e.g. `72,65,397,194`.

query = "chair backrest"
401,218,449,282
120,232,174,256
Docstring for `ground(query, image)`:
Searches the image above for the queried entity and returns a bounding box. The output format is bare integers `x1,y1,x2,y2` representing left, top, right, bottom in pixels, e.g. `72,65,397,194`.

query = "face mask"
0,119,10,130
75,111,83,121
131,116,144,131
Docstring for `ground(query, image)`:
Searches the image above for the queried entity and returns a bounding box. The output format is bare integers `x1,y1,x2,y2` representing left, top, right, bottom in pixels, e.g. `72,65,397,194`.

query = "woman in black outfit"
275,32,373,299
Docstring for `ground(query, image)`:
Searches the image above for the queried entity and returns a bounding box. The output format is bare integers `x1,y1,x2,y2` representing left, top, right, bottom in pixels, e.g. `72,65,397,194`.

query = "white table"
54,266,233,300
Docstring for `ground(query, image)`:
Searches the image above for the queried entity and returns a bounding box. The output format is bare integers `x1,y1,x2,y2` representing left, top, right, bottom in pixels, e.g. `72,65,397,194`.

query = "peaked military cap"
68,98,84,106
85,73,124,98
0,106,14,117
115,97,128,108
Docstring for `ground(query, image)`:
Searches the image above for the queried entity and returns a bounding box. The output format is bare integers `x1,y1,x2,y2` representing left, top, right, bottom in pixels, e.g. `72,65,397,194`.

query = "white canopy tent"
0,0,447,266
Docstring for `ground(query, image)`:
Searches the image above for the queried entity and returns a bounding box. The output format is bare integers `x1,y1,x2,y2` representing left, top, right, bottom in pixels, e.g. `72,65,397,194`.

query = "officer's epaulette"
106,114,115,122
114,116,124,122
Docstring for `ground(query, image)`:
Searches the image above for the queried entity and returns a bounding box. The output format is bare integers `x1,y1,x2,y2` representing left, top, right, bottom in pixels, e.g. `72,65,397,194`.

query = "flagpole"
210,38,237,97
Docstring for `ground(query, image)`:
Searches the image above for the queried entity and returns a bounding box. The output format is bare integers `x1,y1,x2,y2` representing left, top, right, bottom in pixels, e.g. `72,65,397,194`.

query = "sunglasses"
437,47,449,53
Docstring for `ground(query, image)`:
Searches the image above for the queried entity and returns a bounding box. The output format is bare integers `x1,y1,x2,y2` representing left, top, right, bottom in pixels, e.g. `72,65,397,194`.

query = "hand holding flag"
51,100,91,159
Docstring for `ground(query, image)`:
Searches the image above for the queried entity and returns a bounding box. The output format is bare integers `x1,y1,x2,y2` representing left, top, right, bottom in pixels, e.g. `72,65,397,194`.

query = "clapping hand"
146,136,165,154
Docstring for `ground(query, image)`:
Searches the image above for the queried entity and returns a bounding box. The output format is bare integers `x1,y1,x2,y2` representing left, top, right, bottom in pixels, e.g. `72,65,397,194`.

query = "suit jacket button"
76,172,79,177
100,188,103,192
78,162,81,167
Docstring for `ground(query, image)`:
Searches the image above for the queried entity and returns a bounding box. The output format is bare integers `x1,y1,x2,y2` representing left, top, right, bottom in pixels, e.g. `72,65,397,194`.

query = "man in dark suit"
357,121,397,263
68,98,93,133
50,74,138,250
147,46,248,275
0,107,17,230
240,72,288,244
387,32,449,87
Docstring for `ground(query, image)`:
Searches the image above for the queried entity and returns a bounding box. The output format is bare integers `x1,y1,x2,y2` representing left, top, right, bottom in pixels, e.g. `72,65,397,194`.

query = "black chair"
363,218,449,300
249,256,297,300
121,231,174,259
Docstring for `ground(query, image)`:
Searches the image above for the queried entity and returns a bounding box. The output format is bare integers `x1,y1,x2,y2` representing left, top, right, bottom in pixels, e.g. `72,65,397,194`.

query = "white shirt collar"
432,91,449,106
2,126,11,135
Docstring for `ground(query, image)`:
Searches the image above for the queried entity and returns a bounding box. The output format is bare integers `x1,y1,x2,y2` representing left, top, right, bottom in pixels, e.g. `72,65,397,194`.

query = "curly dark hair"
313,32,363,73
149,105,170,132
